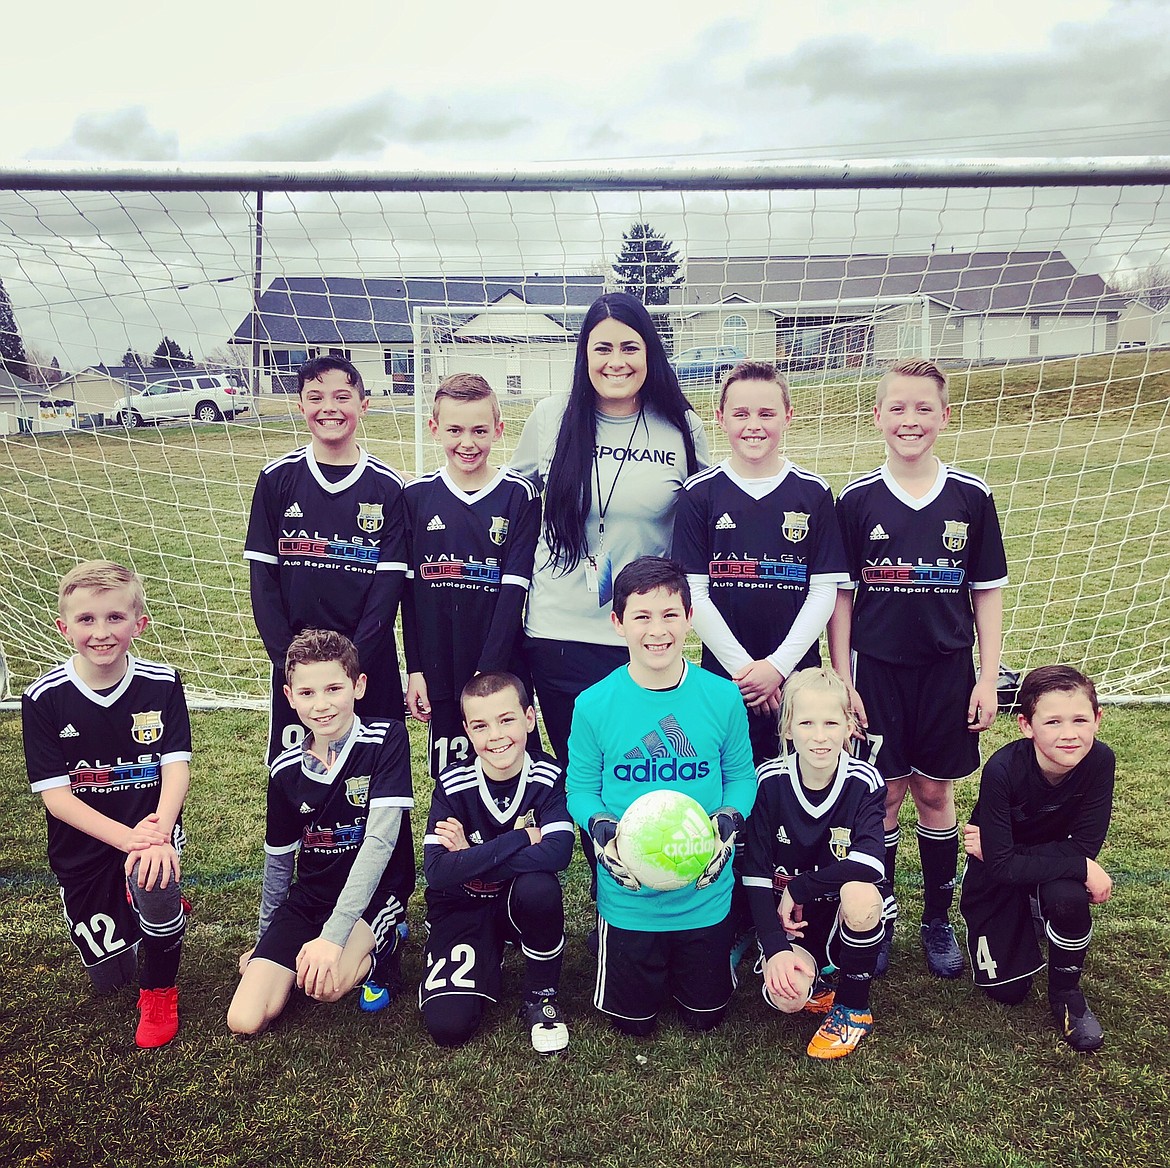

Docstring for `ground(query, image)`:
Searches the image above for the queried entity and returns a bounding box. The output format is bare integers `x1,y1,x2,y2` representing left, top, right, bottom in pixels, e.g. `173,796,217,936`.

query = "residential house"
673,251,1127,370
228,276,606,397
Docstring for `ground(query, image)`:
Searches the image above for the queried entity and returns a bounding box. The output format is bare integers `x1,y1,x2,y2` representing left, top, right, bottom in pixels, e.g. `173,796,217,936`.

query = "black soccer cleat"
519,993,569,1055
921,919,964,979
1050,991,1104,1053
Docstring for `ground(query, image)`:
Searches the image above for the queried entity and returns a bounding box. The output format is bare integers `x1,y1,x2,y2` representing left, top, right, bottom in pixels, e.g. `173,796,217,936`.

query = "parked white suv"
115,374,252,427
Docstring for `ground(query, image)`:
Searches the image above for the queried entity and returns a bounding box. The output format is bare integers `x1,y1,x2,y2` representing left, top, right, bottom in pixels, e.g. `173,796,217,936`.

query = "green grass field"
1,705,1168,1168
0,351,1168,1165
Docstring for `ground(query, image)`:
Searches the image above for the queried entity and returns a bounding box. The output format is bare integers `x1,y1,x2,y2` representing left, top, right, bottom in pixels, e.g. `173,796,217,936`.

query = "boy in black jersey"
228,629,414,1036
403,373,541,779
743,668,886,1059
828,358,1007,980
420,672,573,1054
245,356,408,765
23,561,191,1048
960,665,1113,1053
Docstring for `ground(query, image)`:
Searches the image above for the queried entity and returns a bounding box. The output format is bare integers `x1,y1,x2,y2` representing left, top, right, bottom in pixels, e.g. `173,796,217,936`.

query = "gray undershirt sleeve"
257,849,296,943
320,805,404,948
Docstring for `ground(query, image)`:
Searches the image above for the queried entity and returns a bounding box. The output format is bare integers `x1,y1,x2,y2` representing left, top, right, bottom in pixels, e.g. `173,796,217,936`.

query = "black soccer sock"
131,868,186,991
1041,879,1093,999
522,948,564,1000
884,826,901,884
140,935,183,990
917,823,959,922
835,919,884,1010
510,871,566,998
370,927,403,988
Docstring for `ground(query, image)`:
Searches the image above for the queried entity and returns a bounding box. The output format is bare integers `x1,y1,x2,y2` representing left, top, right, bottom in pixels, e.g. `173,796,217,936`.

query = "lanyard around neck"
592,406,644,552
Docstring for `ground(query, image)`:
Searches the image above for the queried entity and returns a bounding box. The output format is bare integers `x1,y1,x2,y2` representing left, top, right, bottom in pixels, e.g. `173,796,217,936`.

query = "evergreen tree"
611,223,682,306
0,277,29,380
121,348,147,369
150,337,195,370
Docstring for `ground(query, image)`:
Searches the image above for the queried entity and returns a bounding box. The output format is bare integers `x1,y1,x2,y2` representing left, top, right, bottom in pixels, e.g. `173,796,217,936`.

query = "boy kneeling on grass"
419,672,574,1054
566,556,757,1037
228,629,415,1035
960,664,1114,1053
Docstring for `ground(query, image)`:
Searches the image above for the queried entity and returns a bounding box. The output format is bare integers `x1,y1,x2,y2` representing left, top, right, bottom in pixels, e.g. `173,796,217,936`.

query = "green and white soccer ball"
616,789,717,891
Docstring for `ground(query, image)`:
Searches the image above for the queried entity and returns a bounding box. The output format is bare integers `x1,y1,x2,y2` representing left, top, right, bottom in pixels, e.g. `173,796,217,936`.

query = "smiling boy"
22,561,191,1047
419,672,573,1054
402,373,542,779
245,356,408,765
959,665,1114,1052
566,556,756,1035
228,628,414,1035
828,358,1008,979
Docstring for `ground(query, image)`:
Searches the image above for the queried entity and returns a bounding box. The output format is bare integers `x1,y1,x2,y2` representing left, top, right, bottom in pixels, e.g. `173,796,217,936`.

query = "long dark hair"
543,293,698,571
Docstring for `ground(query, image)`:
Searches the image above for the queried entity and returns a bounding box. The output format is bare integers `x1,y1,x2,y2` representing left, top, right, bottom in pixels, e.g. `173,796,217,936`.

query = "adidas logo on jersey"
775,825,791,845
284,502,304,518
715,512,736,530
299,802,313,814
869,524,889,541
59,723,80,738
427,515,446,531
469,830,484,844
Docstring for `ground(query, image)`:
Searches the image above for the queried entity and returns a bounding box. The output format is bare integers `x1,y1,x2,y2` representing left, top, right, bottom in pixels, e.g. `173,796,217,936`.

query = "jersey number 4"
974,934,999,979
424,942,477,991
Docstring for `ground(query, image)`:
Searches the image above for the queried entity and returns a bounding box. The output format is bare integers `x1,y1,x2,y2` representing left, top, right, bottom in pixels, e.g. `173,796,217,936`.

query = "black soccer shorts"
853,650,980,782
593,914,735,1024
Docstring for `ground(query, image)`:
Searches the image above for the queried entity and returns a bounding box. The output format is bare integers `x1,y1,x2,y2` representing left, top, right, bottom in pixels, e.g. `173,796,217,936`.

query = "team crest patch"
942,520,968,551
782,511,811,543
345,775,370,808
357,503,384,533
829,826,852,861
131,711,164,745
488,516,509,546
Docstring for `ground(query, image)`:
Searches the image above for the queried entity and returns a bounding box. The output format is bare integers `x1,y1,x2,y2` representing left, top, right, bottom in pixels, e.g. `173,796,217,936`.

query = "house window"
264,349,309,373
384,348,415,393
328,348,351,360
721,314,749,353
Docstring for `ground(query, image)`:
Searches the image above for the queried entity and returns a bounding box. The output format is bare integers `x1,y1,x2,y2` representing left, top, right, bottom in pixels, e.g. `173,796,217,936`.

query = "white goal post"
0,159,1167,703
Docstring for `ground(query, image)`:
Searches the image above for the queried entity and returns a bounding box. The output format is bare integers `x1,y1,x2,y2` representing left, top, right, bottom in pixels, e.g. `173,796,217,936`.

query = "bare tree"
24,347,64,387
1111,263,1170,312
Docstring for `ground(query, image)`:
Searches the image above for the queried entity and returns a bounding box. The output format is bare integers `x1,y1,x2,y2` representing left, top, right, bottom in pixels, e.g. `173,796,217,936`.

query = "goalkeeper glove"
588,814,641,892
696,806,744,890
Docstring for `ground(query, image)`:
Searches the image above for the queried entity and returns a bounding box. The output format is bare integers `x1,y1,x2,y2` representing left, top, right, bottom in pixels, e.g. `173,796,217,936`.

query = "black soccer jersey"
402,466,540,702
967,737,1114,887
836,462,1008,666
674,460,848,674
23,655,192,881
266,717,415,919
742,752,885,958
244,444,407,669
423,752,573,906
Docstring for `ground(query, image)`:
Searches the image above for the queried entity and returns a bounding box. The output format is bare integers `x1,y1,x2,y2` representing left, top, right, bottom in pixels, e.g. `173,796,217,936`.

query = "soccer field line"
2,866,1170,893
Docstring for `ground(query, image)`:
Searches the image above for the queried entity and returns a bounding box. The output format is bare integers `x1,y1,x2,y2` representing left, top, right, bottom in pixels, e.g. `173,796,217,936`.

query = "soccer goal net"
0,161,1167,703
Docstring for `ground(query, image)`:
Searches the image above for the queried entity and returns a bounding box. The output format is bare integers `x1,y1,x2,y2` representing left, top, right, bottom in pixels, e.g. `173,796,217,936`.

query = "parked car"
670,345,746,385
115,375,252,427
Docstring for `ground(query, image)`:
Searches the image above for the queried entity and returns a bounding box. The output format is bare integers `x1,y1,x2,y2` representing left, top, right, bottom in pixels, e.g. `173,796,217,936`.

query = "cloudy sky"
3,0,1169,365
7,0,1170,166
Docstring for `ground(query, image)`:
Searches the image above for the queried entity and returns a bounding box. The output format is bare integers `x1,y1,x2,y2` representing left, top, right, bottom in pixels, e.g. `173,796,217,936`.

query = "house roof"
678,251,1128,316
229,276,607,346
